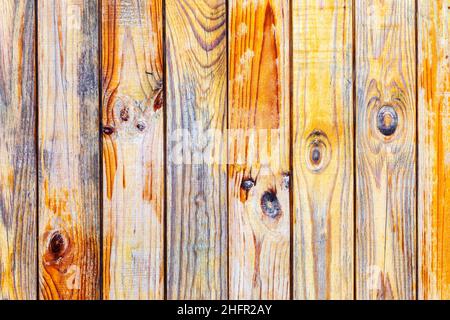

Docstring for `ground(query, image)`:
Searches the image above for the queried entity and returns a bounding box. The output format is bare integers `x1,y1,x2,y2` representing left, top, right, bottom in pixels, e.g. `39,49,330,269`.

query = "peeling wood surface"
355,0,416,300
292,0,354,300
102,0,164,299
418,0,450,300
0,0,36,300
166,0,228,299
38,0,100,299
228,0,290,300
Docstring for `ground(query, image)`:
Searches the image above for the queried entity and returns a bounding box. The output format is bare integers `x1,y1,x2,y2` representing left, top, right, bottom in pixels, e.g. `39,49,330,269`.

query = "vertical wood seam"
35,0,40,301
98,0,103,301
352,0,356,301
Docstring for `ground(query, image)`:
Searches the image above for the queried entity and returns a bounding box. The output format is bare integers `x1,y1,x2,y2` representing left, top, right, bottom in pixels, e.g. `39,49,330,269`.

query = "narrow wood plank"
292,0,353,300
355,0,416,299
102,0,164,300
166,0,227,299
228,0,290,299
0,0,36,300
418,0,450,299
38,0,100,299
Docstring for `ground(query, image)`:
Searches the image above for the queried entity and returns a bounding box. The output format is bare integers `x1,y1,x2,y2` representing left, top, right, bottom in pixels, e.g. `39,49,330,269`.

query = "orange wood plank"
228,0,290,299
102,0,164,299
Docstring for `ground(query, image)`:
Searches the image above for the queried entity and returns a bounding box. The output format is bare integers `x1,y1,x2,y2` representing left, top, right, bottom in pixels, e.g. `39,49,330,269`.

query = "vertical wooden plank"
102,0,164,299
292,0,353,299
228,0,290,299
166,0,227,299
356,0,416,299
0,0,36,300
418,0,450,299
38,0,100,299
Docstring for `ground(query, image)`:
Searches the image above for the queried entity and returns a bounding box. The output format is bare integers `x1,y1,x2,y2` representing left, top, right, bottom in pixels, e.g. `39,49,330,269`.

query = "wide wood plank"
228,0,290,299
292,0,353,300
0,0,36,300
102,0,164,300
418,0,450,299
355,0,416,299
166,0,228,299
38,0,100,299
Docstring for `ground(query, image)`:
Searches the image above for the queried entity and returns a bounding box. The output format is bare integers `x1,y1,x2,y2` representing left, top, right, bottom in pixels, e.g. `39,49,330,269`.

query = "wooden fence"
0,0,448,300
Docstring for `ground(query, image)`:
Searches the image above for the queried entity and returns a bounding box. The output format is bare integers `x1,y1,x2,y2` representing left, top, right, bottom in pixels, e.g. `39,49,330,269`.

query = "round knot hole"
260,191,281,218
377,105,398,136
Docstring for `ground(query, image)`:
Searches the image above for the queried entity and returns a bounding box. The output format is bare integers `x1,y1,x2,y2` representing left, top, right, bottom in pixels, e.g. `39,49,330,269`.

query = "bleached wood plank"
38,0,100,299
355,0,416,299
166,0,228,299
292,0,354,300
0,0,36,300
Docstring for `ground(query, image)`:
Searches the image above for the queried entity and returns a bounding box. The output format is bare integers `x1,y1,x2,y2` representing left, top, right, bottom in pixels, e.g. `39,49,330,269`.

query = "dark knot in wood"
241,178,255,191
136,121,147,131
260,191,281,218
49,231,66,258
102,125,114,135
377,105,398,136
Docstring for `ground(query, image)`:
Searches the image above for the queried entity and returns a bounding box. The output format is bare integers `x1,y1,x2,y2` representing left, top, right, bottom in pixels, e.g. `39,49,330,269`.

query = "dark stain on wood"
260,190,281,218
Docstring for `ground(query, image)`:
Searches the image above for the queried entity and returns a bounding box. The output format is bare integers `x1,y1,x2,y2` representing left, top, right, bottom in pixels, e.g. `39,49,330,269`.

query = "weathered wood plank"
418,0,450,300
355,0,416,299
0,0,36,300
102,0,164,300
292,0,353,300
166,0,228,299
38,0,100,299
228,0,290,299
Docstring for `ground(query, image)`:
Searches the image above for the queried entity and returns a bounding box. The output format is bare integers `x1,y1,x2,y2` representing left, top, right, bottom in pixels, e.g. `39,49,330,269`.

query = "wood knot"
153,89,163,112
240,178,255,191
281,172,290,189
136,121,146,131
305,130,331,173
260,190,281,218
102,125,114,135
377,105,398,136
48,231,67,261
120,107,129,121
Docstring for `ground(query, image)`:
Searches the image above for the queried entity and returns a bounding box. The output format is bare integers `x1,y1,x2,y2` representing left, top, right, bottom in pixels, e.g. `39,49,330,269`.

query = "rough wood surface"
292,0,353,300
0,0,36,300
418,0,450,300
102,0,164,299
166,0,228,299
228,0,290,299
355,0,416,300
38,0,100,300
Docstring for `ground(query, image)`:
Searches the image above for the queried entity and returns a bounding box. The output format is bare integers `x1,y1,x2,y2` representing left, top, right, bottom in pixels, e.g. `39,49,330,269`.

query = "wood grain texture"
418,0,450,300
102,0,164,300
228,0,290,299
166,0,227,299
0,0,36,300
355,0,416,299
292,0,353,300
38,0,100,299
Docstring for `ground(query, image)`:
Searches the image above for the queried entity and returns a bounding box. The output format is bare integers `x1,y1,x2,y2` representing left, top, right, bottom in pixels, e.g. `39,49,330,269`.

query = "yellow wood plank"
418,0,450,299
355,0,416,299
292,0,354,300
38,0,100,299
228,0,290,299
0,0,36,300
166,0,228,299
102,0,164,299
